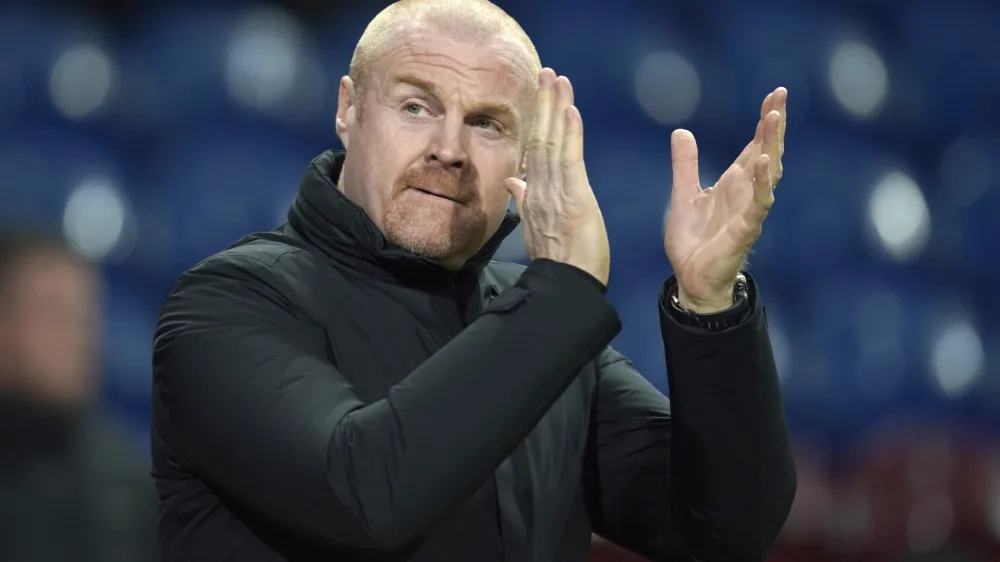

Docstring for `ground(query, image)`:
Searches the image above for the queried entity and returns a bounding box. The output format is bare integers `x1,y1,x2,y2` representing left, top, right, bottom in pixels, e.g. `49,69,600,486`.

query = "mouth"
410,186,463,204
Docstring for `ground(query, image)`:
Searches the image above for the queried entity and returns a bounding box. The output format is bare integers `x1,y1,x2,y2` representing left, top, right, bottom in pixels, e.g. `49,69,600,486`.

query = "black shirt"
151,150,796,561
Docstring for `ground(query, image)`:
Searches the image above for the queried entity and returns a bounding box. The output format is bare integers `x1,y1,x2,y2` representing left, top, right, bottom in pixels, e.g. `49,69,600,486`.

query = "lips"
410,186,462,204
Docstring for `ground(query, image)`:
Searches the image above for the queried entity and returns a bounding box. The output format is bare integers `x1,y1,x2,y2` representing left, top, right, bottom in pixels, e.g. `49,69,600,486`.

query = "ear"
336,76,358,149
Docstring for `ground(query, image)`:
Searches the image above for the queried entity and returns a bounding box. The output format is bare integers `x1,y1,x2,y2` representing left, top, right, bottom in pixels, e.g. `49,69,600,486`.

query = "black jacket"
151,150,795,561
0,395,158,562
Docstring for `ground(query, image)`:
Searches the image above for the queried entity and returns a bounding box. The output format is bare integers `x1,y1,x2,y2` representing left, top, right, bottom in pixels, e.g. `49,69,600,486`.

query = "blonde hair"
348,0,541,112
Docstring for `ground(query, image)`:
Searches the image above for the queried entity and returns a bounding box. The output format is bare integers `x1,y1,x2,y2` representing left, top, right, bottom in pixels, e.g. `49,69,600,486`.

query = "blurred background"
0,0,998,560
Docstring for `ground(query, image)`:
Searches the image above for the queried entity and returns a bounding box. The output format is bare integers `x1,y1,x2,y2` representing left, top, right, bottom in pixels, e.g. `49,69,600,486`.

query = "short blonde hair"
348,0,541,110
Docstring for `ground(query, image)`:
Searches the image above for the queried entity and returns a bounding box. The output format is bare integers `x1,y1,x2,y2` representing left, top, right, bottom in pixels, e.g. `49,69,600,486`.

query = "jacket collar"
287,150,520,283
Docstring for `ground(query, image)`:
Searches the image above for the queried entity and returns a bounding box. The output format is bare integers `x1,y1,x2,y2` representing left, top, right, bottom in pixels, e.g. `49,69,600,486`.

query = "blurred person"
0,227,157,562
152,0,795,560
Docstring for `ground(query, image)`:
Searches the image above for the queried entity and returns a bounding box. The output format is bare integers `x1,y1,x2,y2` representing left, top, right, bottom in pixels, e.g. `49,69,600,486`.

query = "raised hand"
505,68,610,286
664,87,787,312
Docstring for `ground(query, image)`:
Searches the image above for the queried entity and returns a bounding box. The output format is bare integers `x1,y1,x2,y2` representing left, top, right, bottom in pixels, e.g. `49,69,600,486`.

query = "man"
151,0,796,560
0,227,157,562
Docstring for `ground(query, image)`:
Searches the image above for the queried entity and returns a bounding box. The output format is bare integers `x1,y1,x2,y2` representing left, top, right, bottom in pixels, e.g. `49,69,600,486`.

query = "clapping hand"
505,68,610,286
664,88,788,313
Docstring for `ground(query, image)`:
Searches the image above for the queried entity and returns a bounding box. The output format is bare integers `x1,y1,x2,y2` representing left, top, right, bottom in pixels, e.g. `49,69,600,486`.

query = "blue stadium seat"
899,0,1000,137
955,177,1000,284
319,6,378,73
606,272,675,394
126,120,318,276
2,9,120,123
99,275,159,406
0,9,67,120
0,9,46,122
754,130,899,282
787,270,926,433
0,123,123,226
711,5,830,125
586,132,675,243
120,9,240,132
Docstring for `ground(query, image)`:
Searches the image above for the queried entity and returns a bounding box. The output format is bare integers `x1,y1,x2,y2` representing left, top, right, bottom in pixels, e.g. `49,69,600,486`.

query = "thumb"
670,129,701,203
504,177,526,216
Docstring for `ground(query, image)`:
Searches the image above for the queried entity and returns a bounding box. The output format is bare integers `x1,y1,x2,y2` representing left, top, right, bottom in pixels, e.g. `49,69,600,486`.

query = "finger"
762,110,780,158
526,68,557,181
670,129,701,203
748,153,774,225
560,74,575,108
736,90,775,169
762,109,782,185
547,76,573,175
504,177,527,216
773,87,787,157
758,89,779,139
561,105,589,190
760,92,774,121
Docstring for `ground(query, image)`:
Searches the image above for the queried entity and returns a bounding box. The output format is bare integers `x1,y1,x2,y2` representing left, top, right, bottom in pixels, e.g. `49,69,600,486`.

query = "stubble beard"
381,166,486,262
381,198,482,261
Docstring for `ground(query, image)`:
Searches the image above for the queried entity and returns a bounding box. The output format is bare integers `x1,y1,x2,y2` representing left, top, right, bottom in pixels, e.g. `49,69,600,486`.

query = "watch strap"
665,273,751,331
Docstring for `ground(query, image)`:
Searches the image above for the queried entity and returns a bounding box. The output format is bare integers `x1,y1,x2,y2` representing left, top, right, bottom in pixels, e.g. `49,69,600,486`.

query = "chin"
385,218,472,262
382,198,490,262
388,228,463,260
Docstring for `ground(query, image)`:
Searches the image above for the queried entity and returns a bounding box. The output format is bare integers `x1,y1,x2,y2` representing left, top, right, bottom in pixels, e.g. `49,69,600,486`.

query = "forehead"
371,25,536,107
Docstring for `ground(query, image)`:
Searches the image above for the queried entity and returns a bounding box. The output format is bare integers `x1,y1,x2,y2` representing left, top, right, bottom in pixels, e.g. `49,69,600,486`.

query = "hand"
664,87,787,313
505,68,610,286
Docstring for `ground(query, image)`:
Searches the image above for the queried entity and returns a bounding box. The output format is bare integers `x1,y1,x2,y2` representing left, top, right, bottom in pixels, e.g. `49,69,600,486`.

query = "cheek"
371,105,429,149
368,114,428,175
348,125,410,208
479,173,516,225
485,180,512,208
473,146,519,200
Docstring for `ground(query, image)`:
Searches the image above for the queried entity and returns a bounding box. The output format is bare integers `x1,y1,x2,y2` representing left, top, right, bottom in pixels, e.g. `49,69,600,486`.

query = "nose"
425,113,467,170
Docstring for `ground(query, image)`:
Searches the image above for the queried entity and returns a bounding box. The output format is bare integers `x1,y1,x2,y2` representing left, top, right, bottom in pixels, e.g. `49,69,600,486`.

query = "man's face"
337,24,536,268
0,254,98,408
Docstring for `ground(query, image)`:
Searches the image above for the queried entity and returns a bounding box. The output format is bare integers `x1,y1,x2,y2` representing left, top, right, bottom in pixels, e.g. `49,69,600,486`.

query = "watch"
667,273,750,331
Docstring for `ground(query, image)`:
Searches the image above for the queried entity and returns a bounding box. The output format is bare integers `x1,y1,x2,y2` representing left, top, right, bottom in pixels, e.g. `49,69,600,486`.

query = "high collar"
287,150,520,283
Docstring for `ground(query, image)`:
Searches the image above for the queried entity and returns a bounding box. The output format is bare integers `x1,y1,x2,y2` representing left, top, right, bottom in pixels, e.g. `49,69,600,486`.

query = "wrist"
665,274,751,331
676,285,735,314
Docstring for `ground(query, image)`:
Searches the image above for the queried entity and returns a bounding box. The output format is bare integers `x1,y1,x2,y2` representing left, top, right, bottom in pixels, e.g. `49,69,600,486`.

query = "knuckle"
559,155,581,169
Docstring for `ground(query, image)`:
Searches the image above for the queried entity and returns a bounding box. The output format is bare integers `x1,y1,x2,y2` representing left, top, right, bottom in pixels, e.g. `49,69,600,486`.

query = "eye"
473,118,496,130
404,103,425,115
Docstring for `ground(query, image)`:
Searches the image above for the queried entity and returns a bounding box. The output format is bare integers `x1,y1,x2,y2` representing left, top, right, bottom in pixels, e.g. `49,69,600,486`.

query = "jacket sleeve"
585,274,796,561
152,253,620,551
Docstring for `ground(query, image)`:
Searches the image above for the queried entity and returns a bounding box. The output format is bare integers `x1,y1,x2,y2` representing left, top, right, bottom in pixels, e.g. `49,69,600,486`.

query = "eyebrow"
392,74,522,127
